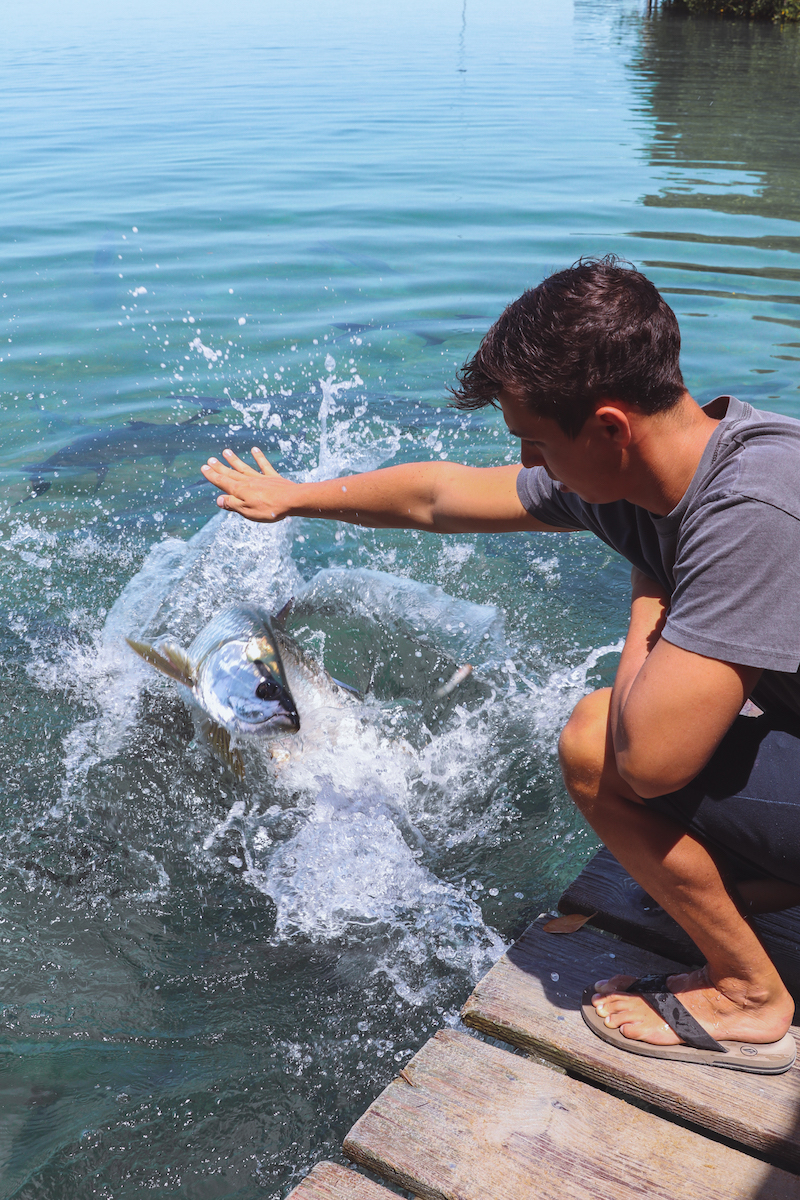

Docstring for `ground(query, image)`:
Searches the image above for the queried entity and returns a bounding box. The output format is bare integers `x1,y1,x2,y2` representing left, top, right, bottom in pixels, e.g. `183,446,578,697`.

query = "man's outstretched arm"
611,568,762,799
201,447,575,534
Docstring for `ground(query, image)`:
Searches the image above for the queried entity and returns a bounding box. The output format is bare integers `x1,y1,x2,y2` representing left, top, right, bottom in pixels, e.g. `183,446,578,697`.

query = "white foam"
207,783,507,1003
189,335,221,363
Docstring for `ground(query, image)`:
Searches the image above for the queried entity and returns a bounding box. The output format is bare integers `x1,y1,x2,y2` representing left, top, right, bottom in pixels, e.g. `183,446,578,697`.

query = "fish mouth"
267,710,301,734
230,702,300,735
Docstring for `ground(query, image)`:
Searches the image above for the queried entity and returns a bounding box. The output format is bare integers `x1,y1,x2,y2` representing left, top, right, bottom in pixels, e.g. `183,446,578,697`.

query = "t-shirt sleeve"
663,495,800,672
516,467,588,530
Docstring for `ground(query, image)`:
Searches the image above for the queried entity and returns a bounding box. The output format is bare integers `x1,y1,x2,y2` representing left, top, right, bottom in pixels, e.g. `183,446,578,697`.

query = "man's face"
498,389,626,505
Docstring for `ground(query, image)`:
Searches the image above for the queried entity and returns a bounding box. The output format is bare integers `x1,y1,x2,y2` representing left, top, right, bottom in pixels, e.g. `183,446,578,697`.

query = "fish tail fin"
17,478,51,504
126,638,196,688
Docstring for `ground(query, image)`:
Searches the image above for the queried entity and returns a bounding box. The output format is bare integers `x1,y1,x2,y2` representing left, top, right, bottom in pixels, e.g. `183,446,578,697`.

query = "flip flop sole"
581,987,797,1074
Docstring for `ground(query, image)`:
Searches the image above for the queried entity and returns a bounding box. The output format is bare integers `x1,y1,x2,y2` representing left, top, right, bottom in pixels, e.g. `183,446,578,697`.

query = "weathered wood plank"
286,1160,405,1199
461,918,800,1170
344,1027,800,1199
558,847,800,1001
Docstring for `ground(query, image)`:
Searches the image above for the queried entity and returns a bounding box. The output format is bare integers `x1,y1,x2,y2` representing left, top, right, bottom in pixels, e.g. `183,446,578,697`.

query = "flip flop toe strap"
625,973,726,1053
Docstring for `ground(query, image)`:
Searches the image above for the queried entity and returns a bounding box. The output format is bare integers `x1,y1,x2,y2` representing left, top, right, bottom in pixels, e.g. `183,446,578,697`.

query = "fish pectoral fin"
126,638,196,688
199,717,245,780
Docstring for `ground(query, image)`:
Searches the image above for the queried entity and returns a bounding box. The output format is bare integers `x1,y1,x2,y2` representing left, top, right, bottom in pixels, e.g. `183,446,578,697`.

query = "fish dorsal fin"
198,716,245,780
273,597,294,628
330,676,363,700
126,638,196,688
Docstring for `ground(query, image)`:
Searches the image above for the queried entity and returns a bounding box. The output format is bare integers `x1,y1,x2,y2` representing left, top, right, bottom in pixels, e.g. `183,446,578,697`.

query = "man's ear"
594,403,633,448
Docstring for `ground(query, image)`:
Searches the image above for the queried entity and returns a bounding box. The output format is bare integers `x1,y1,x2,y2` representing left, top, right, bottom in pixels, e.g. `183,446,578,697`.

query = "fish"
309,242,396,274
20,400,272,499
332,314,487,347
126,604,300,778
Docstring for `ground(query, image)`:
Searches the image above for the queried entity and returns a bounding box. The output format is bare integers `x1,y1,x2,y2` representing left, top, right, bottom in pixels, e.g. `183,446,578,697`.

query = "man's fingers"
251,446,280,477
201,459,235,487
201,457,254,487
221,448,260,475
215,492,249,516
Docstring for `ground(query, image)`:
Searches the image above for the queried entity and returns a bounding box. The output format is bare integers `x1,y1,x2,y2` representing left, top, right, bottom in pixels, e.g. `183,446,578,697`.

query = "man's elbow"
616,751,696,801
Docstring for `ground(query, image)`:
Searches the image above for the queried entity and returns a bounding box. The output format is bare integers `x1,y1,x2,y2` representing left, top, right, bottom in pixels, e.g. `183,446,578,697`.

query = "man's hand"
201,448,299,523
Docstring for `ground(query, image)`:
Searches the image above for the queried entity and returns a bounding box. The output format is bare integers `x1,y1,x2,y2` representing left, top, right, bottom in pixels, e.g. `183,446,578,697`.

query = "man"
201,256,800,1072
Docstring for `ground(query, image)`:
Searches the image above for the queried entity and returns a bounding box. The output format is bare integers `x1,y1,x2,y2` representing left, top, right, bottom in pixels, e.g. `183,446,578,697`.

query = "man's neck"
626,394,721,516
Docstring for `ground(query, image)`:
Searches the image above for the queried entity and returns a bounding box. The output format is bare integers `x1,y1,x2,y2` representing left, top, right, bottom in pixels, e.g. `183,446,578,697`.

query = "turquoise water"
1,0,799,1194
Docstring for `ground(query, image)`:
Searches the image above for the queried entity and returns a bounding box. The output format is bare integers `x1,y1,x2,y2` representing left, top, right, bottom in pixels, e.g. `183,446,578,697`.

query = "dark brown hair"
451,256,685,437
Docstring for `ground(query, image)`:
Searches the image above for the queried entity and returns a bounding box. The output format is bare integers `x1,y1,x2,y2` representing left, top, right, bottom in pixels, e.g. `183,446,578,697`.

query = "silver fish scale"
188,605,278,668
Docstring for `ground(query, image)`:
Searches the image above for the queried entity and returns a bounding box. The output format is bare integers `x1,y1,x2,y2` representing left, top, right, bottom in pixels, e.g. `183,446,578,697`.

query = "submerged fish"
21,400,255,499
331,314,487,347
127,604,300,777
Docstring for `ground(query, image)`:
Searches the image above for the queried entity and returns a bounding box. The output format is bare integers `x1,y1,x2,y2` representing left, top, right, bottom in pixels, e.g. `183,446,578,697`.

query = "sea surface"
1,0,799,1194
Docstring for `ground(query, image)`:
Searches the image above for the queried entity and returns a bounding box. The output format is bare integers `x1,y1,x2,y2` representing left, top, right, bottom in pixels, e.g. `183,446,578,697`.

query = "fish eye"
256,679,280,701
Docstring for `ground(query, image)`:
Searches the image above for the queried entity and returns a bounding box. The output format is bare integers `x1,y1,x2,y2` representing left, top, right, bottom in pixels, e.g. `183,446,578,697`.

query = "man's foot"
592,967,794,1047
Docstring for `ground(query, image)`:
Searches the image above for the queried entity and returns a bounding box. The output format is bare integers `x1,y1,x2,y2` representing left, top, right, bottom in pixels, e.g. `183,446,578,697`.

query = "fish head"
196,640,300,736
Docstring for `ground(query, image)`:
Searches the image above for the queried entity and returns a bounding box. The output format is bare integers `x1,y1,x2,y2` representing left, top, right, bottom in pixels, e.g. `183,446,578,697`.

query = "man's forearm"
610,572,672,795
610,572,761,798
610,589,668,745
281,462,456,531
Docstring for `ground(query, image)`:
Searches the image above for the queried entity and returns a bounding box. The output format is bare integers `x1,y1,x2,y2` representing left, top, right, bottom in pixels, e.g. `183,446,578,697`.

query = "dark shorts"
642,709,800,886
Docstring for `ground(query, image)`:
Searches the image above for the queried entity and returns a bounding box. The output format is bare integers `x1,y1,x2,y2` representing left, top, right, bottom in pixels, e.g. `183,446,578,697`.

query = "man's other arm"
611,569,762,799
201,449,576,534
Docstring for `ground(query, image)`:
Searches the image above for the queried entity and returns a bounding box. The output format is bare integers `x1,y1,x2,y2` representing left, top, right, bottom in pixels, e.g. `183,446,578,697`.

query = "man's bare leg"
559,688,794,1046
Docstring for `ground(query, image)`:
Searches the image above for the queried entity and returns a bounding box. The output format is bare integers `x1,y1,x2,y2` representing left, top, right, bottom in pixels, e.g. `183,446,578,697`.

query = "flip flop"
581,973,797,1074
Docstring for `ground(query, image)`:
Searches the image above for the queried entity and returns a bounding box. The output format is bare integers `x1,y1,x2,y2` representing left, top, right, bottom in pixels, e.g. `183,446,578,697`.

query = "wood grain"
461,918,800,1170
286,1160,405,1199
344,1027,800,1199
558,847,800,1000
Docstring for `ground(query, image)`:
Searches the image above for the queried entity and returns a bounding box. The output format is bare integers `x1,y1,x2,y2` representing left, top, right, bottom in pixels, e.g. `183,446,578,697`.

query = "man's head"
451,256,686,438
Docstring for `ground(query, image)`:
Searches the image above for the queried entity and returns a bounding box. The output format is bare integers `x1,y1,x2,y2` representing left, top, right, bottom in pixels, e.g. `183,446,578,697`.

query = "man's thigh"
642,712,800,885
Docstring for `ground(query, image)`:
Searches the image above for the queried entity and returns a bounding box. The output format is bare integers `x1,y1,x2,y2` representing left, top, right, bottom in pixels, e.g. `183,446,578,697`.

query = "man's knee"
558,688,612,810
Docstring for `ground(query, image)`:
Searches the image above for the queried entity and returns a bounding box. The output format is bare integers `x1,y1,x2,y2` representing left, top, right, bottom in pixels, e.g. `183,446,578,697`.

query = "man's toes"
592,993,635,1021
597,998,633,1027
593,974,636,996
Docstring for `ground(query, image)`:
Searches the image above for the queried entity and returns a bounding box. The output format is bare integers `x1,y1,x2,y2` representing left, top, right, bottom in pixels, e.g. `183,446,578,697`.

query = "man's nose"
520,444,544,469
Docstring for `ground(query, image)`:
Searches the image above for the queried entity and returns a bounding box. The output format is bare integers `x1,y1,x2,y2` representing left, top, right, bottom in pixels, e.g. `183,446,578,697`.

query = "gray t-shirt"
516,396,800,719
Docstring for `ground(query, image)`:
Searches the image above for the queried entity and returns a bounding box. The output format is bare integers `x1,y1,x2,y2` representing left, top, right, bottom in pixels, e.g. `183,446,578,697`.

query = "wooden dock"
287,850,800,1199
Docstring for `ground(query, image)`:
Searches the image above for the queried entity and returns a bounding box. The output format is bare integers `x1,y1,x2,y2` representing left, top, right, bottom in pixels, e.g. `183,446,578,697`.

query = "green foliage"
671,0,800,19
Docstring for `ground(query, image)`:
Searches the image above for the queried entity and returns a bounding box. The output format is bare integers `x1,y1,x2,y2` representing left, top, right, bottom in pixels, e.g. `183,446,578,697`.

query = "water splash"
205,782,507,1004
